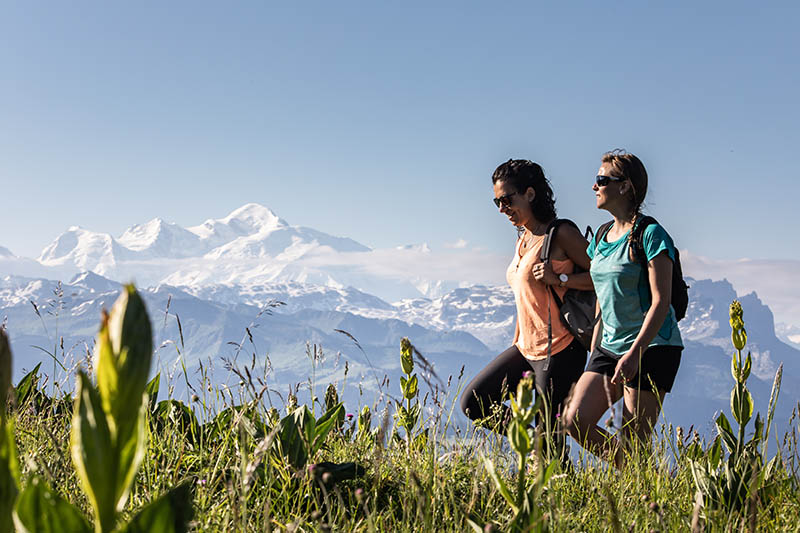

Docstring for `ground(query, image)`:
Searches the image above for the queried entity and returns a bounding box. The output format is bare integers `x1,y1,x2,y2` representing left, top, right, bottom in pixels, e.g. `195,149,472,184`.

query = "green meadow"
0,287,798,532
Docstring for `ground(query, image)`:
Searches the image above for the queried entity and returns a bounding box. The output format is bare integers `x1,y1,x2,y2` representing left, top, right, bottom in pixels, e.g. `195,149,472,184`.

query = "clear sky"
2,1,799,262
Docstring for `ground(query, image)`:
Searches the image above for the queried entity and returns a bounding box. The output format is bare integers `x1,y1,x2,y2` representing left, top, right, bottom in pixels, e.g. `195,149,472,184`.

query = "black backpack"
540,219,598,357
594,216,689,321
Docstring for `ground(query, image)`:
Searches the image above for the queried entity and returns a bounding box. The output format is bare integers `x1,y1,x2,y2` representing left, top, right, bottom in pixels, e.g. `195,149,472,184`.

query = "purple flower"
522,371,533,379
346,413,354,420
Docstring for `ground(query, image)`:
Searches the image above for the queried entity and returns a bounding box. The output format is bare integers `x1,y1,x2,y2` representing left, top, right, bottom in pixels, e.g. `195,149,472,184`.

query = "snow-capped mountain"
118,218,206,258
0,246,13,257
38,226,130,274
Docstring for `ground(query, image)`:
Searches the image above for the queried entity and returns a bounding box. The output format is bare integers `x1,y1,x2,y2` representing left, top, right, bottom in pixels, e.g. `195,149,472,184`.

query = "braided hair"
600,150,649,262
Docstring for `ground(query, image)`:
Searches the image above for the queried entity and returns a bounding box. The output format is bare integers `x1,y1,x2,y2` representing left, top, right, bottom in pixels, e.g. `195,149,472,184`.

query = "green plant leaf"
154,400,201,445
114,394,148,513
507,419,530,456
13,477,91,533
764,363,783,457
102,286,153,433
145,374,160,414
0,418,20,533
481,455,518,513
715,413,736,454
71,371,116,533
709,436,722,469
731,383,753,427
403,374,418,399
311,404,342,456
115,481,193,533
14,363,41,408
741,352,752,382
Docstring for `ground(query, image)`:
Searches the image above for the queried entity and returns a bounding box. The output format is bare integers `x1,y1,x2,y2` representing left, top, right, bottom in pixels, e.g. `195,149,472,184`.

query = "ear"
524,186,535,202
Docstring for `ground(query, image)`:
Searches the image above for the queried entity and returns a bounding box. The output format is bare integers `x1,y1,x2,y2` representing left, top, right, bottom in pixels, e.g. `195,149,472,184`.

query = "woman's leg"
460,345,532,431
562,371,623,463
529,340,587,455
620,386,666,443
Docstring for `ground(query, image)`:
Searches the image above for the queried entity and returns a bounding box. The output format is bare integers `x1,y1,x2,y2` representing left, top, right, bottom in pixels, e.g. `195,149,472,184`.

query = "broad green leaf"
715,413,736,454
276,410,308,470
312,404,343,455
114,394,148,512
102,286,153,433
71,372,116,533
507,420,530,456
709,436,722,469
741,352,752,382
481,455,518,513
0,419,20,533
154,400,201,445
14,363,41,408
115,481,193,533
13,477,91,533
730,384,753,427
403,375,418,399
145,374,160,414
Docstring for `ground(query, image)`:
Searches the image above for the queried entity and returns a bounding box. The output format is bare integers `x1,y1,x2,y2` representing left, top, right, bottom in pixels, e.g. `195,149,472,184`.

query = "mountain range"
1,203,798,438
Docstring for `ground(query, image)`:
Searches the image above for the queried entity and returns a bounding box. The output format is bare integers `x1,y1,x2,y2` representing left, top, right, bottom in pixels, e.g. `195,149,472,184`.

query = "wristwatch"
558,273,568,287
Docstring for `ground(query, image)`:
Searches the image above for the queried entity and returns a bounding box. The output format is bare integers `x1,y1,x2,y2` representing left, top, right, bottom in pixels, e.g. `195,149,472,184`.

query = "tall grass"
2,288,799,532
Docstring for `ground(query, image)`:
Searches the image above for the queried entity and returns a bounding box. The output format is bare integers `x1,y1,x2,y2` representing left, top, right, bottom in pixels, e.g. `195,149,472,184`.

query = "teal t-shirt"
587,221,683,355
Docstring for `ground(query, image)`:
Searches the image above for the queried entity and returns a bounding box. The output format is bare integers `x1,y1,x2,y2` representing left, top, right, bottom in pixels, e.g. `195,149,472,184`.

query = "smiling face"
592,162,629,212
494,179,535,228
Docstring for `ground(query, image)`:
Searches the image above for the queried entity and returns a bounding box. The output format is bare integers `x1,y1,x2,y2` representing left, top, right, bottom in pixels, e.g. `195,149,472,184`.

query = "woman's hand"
611,351,640,385
532,261,559,285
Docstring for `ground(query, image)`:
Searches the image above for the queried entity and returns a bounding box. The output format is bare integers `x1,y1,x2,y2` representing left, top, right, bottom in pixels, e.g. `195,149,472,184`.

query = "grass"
4,290,800,532
7,353,799,532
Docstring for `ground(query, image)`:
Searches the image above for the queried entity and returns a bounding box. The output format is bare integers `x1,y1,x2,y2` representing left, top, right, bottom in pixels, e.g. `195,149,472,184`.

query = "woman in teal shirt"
563,150,683,467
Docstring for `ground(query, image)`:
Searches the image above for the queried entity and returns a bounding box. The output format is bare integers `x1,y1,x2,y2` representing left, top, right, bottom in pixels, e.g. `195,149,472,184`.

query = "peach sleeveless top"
506,232,575,360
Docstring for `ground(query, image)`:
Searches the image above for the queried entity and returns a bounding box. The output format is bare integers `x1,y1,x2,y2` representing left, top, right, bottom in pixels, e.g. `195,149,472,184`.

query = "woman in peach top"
460,159,592,448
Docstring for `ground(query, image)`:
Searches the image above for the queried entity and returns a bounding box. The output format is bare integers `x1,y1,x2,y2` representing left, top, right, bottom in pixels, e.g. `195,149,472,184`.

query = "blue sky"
2,1,799,261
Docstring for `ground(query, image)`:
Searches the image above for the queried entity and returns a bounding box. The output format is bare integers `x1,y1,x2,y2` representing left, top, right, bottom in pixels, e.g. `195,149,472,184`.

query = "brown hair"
491,159,557,224
601,150,649,261
601,149,648,218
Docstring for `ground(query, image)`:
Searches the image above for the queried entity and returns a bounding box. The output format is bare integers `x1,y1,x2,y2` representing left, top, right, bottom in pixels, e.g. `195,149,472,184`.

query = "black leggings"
460,338,586,433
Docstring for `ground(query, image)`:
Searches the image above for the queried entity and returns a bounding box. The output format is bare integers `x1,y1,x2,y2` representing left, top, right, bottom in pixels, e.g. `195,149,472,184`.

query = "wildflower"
355,488,365,502
346,413,354,420
522,370,533,379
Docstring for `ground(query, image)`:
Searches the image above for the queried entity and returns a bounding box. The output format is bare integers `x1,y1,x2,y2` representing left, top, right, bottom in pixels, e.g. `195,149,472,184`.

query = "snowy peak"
188,203,287,246
68,271,121,293
0,246,13,258
38,226,125,273
118,218,205,258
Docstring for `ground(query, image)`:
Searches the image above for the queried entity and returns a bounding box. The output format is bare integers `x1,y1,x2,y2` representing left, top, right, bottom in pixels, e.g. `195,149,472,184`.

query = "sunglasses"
595,174,626,187
493,191,519,208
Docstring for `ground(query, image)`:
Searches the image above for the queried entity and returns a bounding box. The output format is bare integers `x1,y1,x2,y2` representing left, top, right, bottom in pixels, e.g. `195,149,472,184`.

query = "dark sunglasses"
493,191,519,208
595,174,626,187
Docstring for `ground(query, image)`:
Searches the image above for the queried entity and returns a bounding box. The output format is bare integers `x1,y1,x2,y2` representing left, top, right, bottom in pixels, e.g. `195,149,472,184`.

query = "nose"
592,182,599,192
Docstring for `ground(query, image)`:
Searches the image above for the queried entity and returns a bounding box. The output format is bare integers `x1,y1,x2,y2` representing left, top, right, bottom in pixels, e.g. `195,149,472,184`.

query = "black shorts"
585,345,682,393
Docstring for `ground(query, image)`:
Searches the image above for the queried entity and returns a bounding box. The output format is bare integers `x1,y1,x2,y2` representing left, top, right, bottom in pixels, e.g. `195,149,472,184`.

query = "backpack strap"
540,218,580,263
631,215,658,266
593,221,615,249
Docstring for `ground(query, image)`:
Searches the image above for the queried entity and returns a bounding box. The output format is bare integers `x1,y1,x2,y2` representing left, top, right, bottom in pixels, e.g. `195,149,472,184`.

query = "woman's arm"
590,298,602,353
611,251,673,384
536,224,594,290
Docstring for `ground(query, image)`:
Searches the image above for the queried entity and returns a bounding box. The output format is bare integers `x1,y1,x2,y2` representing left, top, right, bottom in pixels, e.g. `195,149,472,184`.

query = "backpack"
540,219,598,358
594,216,689,321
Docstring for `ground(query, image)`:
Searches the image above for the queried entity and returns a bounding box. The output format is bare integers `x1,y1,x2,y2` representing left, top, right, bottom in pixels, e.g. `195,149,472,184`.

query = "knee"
460,389,477,420
561,406,581,439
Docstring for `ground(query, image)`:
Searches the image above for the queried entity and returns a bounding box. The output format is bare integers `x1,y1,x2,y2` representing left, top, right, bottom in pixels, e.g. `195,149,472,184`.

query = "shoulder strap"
593,221,615,248
540,218,579,263
632,215,658,265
